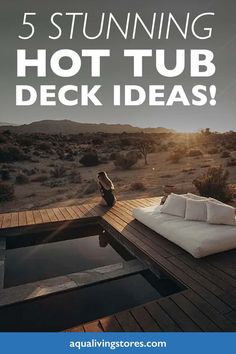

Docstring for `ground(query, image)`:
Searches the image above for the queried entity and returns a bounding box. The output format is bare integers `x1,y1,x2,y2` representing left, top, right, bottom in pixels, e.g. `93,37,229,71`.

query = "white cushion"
185,198,207,221
160,193,187,217
133,205,236,258
208,197,224,204
187,193,208,201
207,201,236,226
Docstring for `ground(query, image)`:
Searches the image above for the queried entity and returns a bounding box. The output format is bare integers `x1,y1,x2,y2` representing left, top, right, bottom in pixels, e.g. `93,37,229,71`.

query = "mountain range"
0,119,174,134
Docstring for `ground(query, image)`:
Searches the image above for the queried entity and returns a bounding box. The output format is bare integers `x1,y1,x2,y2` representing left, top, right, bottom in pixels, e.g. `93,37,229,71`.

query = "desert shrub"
207,148,218,154
193,166,233,202
221,150,231,158
79,152,99,166
130,182,145,191
136,138,155,165
31,174,49,182
223,142,236,151
158,144,169,152
84,179,98,194
114,151,138,170
168,151,182,163
109,152,118,161
188,148,203,157
0,144,25,162
22,168,37,176
40,154,50,159
0,182,14,201
227,158,236,167
15,173,30,184
16,136,34,147
92,138,103,145
30,158,40,163
33,150,40,156
50,165,67,178
0,169,10,181
0,134,7,144
168,141,177,148
36,142,52,152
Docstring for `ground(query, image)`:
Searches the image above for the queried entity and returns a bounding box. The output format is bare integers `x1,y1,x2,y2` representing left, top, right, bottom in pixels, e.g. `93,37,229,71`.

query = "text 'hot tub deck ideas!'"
16,11,216,107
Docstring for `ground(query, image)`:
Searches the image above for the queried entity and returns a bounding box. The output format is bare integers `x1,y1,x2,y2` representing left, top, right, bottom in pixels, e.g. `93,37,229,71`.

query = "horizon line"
0,118,235,134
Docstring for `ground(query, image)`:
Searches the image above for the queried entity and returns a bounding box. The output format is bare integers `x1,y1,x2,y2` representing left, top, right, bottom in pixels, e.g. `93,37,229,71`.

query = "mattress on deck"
133,205,236,258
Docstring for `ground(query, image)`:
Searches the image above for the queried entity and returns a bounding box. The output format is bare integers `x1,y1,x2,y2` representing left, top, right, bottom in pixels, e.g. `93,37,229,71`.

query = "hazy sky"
0,0,236,132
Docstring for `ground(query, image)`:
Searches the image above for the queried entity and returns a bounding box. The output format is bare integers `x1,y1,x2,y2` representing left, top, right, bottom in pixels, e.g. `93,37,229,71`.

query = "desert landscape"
0,120,236,213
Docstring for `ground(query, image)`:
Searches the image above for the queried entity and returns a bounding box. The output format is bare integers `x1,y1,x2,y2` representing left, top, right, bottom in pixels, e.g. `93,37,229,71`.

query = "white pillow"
160,193,187,217
187,193,208,201
185,198,207,221
208,197,224,204
206,201,236,226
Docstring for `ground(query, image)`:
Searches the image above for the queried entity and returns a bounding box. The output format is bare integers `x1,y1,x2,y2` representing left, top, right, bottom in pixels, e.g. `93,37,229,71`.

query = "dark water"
0,272,163,332
4,234,132,288
2,231,182,331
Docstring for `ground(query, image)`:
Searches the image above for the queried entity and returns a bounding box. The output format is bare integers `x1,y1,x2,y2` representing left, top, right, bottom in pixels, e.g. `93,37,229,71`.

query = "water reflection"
5,233,127,288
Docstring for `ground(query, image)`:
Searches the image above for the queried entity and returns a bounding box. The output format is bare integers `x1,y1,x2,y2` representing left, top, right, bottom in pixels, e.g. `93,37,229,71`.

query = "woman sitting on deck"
97,171,116,207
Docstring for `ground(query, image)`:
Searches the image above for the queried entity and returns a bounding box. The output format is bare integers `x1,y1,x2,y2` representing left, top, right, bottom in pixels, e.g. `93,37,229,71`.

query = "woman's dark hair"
98,171,106,177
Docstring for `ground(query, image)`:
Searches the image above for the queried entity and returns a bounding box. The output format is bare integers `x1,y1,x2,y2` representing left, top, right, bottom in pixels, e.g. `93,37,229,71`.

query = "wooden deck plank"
18,211,27,226
2,213,12,228
145,301,182,332
207,251,236,281
77,204,96,218
217,291,236,311
52,208,66,221
183,290,235,332
100,316,124,332
225,311,236,324
25,211,35,225
65,207,78,220
115,311,142,332
59,207,74,220
171,293,220,332
83,321,103,332
39,209,50,223
168,256,224,296
0,214,4,228
177,254,236,290
158,297,201,332
65,325,85,332
70,206,85,218
46,208,58,222
88,203,105,217
10,212,19,227
33,210,43,224
131,307,162,332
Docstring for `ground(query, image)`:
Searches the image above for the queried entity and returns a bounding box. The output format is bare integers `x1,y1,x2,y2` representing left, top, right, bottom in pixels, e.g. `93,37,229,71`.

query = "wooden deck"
1,197,236,332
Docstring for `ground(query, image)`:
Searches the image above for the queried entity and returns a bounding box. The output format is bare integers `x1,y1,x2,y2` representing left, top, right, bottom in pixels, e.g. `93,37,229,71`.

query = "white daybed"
133,204,236,258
